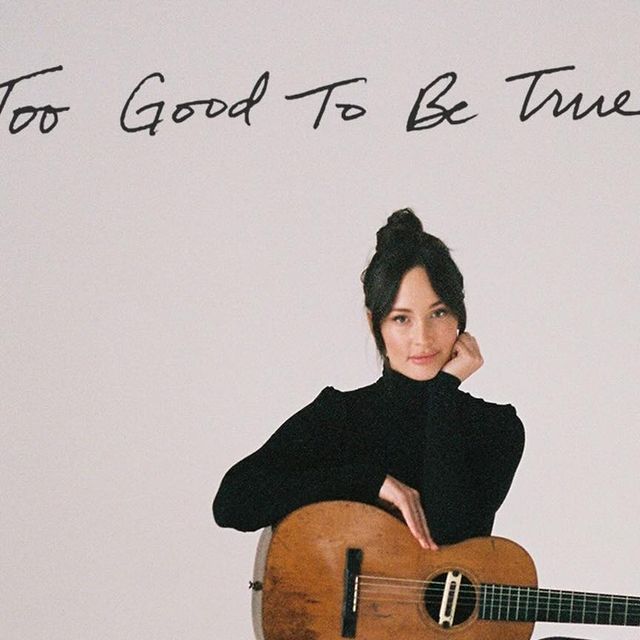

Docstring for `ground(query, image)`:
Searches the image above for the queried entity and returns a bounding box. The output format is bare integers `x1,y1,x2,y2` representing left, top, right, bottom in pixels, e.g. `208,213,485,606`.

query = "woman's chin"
401,363,439,381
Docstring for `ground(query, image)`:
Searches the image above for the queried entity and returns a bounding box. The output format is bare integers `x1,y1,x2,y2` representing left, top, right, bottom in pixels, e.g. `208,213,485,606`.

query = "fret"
490,584,496,620
608,594,613,624
505,585,510,620
481,584,486,619
624,595,629,625
567,591,575,622
515,585,520,621
545,588,551,621
556,590,562,622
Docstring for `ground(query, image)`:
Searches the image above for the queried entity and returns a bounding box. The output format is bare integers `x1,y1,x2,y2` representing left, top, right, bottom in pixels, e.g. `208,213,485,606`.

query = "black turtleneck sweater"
213,367,524,545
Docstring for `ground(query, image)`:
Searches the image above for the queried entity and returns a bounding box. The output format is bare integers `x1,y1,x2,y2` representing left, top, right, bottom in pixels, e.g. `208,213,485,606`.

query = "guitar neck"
480,584,640,626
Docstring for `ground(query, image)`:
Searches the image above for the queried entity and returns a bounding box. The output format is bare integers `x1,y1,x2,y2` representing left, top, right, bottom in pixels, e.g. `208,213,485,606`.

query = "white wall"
3,2,639,639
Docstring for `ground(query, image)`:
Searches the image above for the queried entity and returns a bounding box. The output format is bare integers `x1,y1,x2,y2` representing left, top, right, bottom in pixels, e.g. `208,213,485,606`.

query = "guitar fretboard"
480,584,640,626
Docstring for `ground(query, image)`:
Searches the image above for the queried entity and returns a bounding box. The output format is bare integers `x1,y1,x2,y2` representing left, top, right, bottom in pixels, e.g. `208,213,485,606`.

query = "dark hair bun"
376,207,424,252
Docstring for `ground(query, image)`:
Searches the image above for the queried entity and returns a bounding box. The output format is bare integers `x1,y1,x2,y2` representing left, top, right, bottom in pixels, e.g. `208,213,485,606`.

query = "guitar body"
252,501,538,640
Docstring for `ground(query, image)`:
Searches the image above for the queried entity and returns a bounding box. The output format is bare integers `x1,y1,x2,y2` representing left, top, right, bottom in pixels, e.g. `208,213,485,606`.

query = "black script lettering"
285,77,367,129
121,71,269,135
407,72,477,131
9,106,38,133
335,103,366,121
505,65,640,121
171,99,227,123
0,65,69,134
228,71,269,125
120,72,165,136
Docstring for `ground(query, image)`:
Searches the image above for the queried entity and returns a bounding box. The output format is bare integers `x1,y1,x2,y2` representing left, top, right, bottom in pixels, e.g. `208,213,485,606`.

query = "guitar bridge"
341,548,363,638
438,570,463,627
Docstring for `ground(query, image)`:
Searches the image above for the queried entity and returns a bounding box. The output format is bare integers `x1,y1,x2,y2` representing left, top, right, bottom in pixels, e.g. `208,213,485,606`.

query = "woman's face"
379,266,459,381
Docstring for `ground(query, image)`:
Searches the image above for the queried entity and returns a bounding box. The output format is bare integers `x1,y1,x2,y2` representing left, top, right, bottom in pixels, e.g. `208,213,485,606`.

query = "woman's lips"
409,353,438,364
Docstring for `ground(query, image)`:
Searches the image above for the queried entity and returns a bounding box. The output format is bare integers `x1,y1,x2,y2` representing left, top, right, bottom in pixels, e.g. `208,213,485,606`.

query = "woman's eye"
392,315,408,324
432,308,449,318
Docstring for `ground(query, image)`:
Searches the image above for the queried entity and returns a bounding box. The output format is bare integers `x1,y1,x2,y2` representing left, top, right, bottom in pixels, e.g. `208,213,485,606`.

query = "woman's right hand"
378,475,438,550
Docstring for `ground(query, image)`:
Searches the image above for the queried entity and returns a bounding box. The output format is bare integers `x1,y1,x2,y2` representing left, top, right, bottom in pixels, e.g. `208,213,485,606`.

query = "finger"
413,501,438,550
455,334,481,358
400,503,430,549
410,498,437,550
457,333,476,348
451,340,470,359
461,333,481,352
402,498,437,551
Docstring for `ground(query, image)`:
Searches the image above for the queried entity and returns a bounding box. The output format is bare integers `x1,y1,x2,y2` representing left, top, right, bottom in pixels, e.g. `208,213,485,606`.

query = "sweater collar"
378,362,461,405
379,362,437,401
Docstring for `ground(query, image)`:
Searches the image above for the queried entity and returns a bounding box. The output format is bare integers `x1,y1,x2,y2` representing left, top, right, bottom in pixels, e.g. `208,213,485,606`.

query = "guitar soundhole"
423,573,476,627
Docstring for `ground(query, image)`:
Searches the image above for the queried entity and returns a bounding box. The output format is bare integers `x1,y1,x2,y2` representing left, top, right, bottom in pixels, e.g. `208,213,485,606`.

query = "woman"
213,208,524,549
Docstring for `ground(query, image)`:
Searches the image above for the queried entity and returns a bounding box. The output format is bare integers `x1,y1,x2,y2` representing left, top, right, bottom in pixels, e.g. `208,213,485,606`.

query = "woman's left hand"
441,332,484,382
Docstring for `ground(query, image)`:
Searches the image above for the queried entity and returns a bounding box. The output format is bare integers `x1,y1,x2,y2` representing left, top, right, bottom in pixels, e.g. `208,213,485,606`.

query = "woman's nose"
412,320,433,345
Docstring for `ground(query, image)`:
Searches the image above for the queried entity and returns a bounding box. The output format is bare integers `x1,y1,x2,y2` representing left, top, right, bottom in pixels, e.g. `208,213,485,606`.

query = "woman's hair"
361,207,466,358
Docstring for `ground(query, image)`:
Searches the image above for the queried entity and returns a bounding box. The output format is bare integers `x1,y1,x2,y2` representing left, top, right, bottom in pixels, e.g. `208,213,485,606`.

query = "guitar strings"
356,594,640,622
357,591,636,615
357,588,636,609
358,577,640,601
354,577,640,618
358,575,640,603
357,583,639,608
356,592,640,620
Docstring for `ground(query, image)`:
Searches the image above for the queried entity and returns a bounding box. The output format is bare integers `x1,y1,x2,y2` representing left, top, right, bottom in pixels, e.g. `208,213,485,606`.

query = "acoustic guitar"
249,501,638,640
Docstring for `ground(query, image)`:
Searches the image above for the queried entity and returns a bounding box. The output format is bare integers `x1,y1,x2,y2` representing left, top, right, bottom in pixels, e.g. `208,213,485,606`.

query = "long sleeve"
419,381,525,544
464,399,525,514
212,387,388,531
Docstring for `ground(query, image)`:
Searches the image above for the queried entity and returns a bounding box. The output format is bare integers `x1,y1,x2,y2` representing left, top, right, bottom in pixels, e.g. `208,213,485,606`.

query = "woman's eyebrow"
390,300,443,312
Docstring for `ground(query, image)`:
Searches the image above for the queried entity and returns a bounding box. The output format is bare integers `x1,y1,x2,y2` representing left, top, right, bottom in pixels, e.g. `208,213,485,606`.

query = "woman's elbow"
212,492,233,528
212,488,246,530
212,482,265,531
